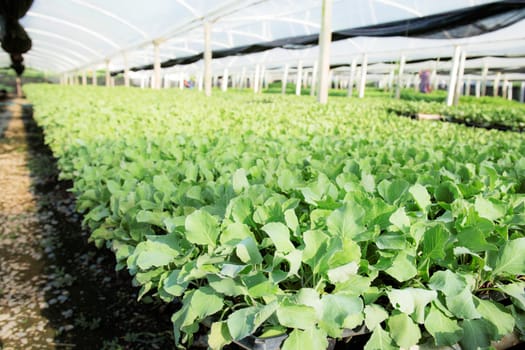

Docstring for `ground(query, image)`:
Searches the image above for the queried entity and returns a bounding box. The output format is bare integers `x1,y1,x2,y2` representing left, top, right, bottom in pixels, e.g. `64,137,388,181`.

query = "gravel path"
0,99,56,349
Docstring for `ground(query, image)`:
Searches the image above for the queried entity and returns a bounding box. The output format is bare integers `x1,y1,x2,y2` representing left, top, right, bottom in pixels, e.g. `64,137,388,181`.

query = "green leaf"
326,202,366,239
475,196,506,221
387,288,437,324
377,179,409,205
364,304,388,331
421,224,451,261
209,321,232,350
459,319,494,350
389,207,410,233
318,294,363,337
152,174,176,195
428,270,466,296
364,326,396,350
387,312,421,348
207,275,246,296
242,272,281,298
446,288,481,320
185,209,219,247
302,229,329,271
227,303,278,340
233,168,250,193
492,237,525,276
475,298,514,338
361,173,376,193
136,210,170,227
236,236,263,264
424,302,463,346
135,234,180,270
409,184,431,212
284,209,299,233
262,222,295,253
498,282,525,310
163,270,188,297
276,304,318,330
281,328,328,350
384,251,417,282
327,262,359,283
220,222,254,246
190,287,223,320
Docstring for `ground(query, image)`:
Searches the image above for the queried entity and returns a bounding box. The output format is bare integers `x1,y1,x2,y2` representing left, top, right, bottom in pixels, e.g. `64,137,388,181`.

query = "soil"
0,98,176,350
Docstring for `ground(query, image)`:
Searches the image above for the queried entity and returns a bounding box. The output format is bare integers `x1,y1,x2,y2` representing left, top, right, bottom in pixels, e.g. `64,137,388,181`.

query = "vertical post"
15,76,22,97
221,68,229,92
507,82,513,101
493,72,501,97
347,57,357,97
475,80,481,98
387,68,394,92
520,82,525,103
260,65,266,92
204,21,212,97
105,59,110,87
502,76,508,99
317,0,333,104
453,49,466,105
240,67,246,89
253,64,260,93
446,46,461,106
282,64,289,95
481,62,488,96
465,78,471,96
92,69,97,86
395,54,406,99
310,60,319,96
82,70,87,86
123,52,130,87
358,53,368,98
295,60,303,96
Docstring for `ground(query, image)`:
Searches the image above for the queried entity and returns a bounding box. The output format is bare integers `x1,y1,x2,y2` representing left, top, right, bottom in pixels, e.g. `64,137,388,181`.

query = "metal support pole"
221,68,228,92
453,49,466,105
475,80,481,98
260,65,266,92
82,70,87,86
124,52,130,87
153,41,161,89
295,60,303,96
253,64,260,94
481,62,488,96
508,82,513,101
317,0,332,104
204,21,212,97
347,57,357,97
92,69,97,86
465,78,471,96
282,64,289,95
493,72,501,97
446,46,461,106
520,82,525,103
502,77,508,99
358,53,368,98
105,59,110,87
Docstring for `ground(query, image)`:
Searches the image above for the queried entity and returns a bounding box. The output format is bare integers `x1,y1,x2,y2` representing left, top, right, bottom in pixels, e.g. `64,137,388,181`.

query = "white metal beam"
317,0,332,104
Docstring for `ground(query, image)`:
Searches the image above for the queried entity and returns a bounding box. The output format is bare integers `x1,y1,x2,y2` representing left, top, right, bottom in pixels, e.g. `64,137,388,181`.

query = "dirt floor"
0,99,175,350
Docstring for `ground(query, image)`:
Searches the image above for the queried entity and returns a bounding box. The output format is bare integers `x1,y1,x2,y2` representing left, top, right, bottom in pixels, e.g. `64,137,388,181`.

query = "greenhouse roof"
1,0,524,75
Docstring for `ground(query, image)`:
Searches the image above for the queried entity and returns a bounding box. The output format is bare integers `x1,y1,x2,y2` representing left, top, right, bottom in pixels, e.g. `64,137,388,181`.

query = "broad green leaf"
327,262,359,283
185,209,219,247
364,326,396,350
424,302,463,346
387,288,437,323
318,294,363,337
209,321,232,350
497,282,525,310
302,229,329,271
457,226,498,253
409,184,431,212
377,179,409,205
387,312,421,348
207,275,246,296
242,272,280,298
492,237,525,276
459,319,495,350
326,202,366,239
421,224,451,261
446,288,481,320
284,209,299,233
364,304,388,331
475,298,514,338
428,270,467,296
236,236,263,264
220,222,254,246
136,210,170,227
281,328,328,350
233,168,250,193
389,207,410,233
384,251,417,282
375,233,406,250
227,302,278,340
475,196,506,221
276,304,318,330
190,287,223,320
163,270,188,297
152,174,176,195
361,173,376,193
262,222,295,253
135,234,180,270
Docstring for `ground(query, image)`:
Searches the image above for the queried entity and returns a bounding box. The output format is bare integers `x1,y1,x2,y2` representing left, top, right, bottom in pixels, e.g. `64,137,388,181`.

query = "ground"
0,98,175,350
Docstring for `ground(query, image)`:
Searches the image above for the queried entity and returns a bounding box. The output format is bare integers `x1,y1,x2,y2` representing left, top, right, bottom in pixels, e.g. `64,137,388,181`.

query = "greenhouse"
0,0,524,349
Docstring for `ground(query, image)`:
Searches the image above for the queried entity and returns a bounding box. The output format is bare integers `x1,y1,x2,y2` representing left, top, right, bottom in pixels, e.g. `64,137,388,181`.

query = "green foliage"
25,84,525,349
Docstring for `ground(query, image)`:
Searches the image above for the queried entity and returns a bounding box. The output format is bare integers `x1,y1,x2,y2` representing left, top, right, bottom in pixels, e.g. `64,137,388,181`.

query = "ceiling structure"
0,0,523,79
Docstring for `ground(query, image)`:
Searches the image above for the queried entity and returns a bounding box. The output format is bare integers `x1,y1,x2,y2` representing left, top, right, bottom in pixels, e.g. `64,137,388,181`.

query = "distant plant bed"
387,98,525,132
25,84,525,350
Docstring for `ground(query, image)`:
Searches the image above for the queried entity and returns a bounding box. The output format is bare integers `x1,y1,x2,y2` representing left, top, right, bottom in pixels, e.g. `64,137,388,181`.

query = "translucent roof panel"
0,0,521,74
